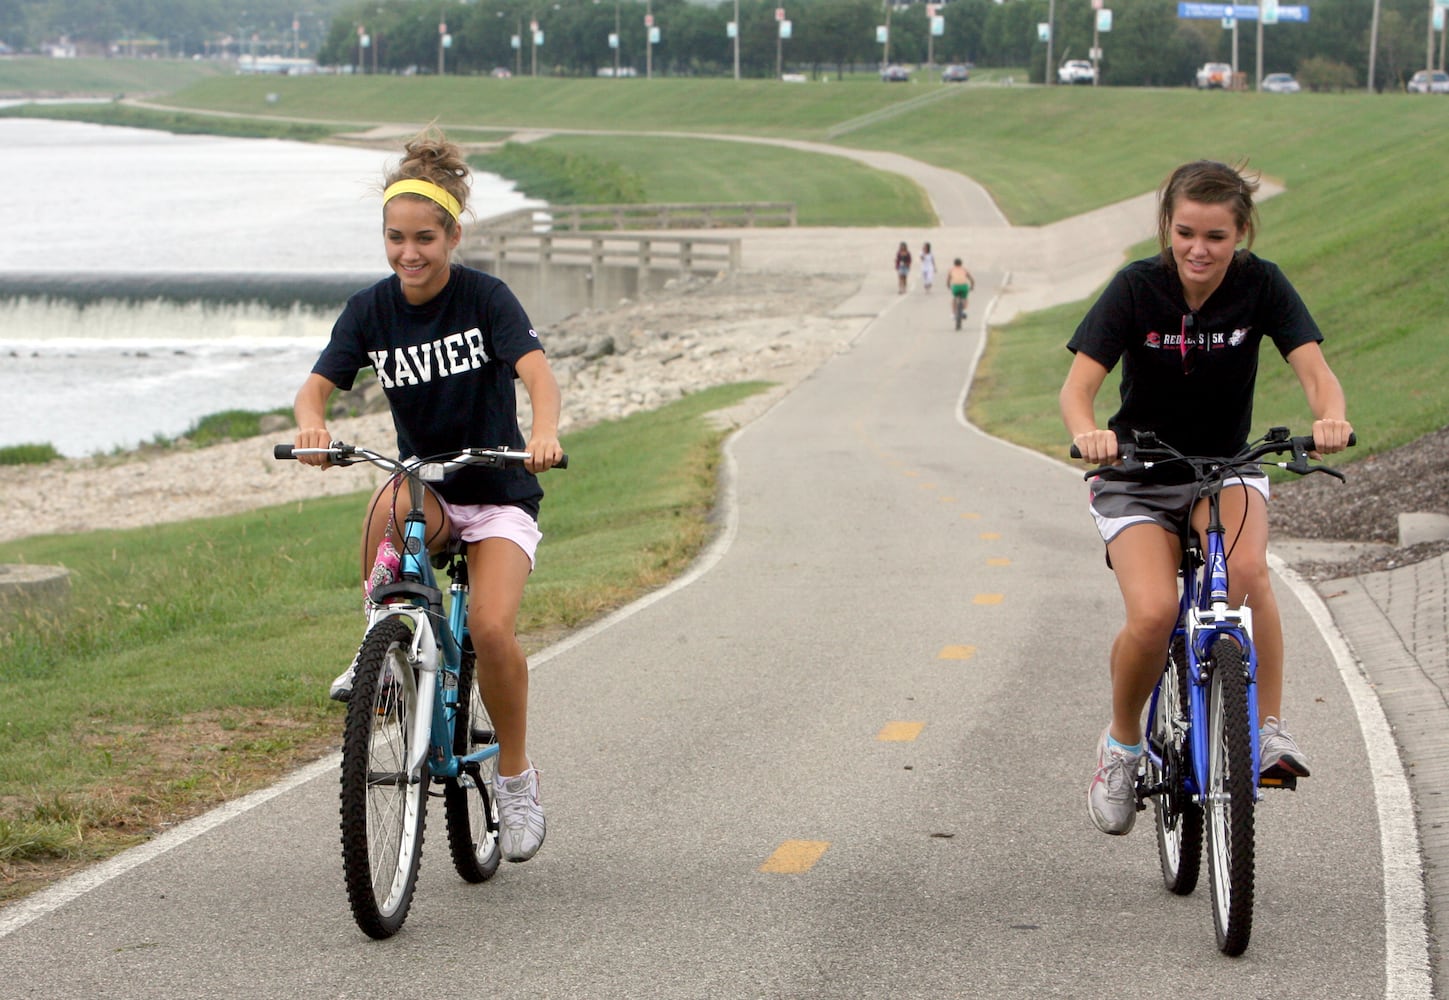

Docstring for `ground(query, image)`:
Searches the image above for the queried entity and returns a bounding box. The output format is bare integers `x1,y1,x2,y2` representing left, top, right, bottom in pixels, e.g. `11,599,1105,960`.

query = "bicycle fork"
1186,611,1263,803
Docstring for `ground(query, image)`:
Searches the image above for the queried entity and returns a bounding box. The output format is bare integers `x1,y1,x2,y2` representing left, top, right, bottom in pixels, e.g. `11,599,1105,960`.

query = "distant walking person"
920,242,936,293
894,241,912,294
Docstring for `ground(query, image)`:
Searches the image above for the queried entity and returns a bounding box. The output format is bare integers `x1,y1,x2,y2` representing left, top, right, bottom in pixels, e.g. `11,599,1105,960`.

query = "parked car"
1195,61,1233,89
941,63,970,83
1057,59,1096,85
490,67,512,78
1407,69,1449,94
1261,72,1301,93
880,64,909,82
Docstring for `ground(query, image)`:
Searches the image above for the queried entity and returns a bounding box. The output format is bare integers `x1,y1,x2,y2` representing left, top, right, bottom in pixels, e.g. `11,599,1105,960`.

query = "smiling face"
384,196,460,305
1168,198,1243,307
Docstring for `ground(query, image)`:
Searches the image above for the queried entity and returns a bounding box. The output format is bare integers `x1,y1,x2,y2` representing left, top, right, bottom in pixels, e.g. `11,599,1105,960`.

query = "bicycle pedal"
1258,768,1300,791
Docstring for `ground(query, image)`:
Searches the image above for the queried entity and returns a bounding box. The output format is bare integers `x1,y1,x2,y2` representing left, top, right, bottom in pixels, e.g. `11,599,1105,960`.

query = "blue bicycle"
275,441,565,939
1076,426,1350,955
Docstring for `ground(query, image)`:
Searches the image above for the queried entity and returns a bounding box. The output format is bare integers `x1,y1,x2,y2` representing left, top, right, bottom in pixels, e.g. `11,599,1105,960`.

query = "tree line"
3,0,1439,90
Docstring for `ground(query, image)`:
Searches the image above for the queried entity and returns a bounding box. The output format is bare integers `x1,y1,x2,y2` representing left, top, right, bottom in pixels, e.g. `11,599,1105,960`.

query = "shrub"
1298,57,1358,92
0,443,62,466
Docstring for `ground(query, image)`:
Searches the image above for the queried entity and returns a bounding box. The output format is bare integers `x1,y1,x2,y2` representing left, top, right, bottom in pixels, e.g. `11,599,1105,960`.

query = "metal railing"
459,230,741,275
481,201,796,233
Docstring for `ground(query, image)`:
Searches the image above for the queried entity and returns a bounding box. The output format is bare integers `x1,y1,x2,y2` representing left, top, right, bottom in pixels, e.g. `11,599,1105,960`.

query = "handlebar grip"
274,444,295,460
1348,432,1357,448
555,453,569,470
1069,445,1082,460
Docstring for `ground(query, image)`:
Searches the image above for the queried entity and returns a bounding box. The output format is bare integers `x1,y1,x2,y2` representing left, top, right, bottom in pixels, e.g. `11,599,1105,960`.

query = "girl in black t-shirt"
291,128,563,863
1059,160,1353,836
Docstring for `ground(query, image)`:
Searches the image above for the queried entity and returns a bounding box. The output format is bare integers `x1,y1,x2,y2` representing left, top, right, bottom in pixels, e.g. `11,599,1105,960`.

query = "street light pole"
733,0,740,79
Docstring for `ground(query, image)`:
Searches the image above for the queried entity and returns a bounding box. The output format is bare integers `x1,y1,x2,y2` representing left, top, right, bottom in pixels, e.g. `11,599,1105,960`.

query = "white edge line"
1271,554,1432,999
0,754,338,939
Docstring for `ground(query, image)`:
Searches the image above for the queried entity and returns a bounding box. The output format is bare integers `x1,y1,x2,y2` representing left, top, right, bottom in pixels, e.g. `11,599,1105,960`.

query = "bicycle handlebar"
273,442,569,473
1068,426,1354,483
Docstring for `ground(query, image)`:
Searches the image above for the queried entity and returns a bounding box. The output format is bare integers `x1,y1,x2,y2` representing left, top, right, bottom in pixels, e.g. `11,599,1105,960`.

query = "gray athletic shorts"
1088,473,1270,545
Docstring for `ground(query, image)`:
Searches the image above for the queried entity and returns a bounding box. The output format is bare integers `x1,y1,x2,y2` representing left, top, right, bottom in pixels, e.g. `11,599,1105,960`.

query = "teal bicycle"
276,441,565,939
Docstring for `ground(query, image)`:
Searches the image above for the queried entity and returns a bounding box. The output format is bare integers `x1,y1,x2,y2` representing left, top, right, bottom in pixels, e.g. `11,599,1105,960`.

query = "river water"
0,117,539,456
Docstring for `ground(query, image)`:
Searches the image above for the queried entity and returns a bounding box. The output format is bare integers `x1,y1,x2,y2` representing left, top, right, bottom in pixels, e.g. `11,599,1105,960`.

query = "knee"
1123,597,1180,643
467,617,517,660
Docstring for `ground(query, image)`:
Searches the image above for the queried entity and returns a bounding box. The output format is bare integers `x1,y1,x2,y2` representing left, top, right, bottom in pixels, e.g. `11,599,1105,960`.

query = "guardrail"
459,230,741,275
482,201,796,232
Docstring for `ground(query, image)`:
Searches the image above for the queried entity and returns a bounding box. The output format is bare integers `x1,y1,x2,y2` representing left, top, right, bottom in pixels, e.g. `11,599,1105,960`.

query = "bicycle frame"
1158,485,1262,808
367,474,500,787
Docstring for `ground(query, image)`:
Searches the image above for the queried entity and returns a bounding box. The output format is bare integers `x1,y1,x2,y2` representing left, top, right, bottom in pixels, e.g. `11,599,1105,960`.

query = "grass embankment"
0,383,761,902
0,55,222,96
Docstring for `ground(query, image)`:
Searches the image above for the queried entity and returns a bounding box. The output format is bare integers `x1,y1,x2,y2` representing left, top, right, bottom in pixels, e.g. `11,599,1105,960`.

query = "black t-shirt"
311,264,545,512
1067,252,1322,478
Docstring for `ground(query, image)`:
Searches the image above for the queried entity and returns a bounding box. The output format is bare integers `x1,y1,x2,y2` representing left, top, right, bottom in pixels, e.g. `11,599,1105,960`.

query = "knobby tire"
339,616,428,939
1205,636,1256,956
1151,635,1203,895
444,646,502,883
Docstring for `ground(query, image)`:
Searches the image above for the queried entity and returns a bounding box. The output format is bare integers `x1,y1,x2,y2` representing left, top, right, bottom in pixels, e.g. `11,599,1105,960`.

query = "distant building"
238,55,319,75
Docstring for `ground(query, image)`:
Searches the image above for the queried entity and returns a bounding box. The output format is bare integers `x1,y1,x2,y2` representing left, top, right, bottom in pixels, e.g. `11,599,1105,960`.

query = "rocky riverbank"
0,270,866,544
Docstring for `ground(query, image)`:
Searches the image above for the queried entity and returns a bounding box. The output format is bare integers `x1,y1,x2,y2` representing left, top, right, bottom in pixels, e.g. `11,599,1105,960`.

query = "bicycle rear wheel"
953,297,963,330
339,616,428,939
1204,635,1256,956
1150,635,1203,895
444,645,502,883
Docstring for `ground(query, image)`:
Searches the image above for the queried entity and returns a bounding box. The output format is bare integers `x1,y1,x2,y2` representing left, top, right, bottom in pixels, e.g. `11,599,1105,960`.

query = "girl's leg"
466,537,534,777
1193,485,1280,723
1104,523,1183,745
359,476,449,583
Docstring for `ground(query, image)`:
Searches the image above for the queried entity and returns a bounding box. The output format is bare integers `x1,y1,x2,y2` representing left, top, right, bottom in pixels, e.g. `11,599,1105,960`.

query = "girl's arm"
292,372,339,468
1286,342,1353,453
515,350,564,473
1059,352,1117,464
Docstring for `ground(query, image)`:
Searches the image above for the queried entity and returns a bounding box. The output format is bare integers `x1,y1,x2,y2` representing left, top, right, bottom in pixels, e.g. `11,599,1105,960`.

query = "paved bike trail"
0,275,1402,999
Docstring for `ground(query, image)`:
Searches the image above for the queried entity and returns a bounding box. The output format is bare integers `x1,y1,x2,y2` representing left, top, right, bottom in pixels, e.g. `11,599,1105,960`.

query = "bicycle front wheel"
444,645,502,883
1150,635,1203,896
1204,635,1256,956
339,616,428,939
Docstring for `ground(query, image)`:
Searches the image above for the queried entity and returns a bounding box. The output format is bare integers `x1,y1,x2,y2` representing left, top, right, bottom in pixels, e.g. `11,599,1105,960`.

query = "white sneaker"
494,767,546,862
329,660,356,702
1088,728,1142,835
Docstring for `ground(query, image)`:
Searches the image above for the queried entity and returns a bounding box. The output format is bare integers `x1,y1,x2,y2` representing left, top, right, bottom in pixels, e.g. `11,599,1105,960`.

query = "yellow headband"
383,178,461,223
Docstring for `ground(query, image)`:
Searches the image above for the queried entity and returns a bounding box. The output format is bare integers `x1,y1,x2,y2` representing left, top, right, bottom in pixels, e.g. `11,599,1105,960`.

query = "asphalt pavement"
1,146,1443,998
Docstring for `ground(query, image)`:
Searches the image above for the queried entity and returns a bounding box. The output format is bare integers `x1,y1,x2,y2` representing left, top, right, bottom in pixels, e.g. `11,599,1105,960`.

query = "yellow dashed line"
974,594,1004,605
903,470,920,478
987,557,1011,567
940,496,957,503
980,532,1001,541
920,482,937,491
760,840,831,874
938,645,977,660
877,721,926,742
961,512,982,520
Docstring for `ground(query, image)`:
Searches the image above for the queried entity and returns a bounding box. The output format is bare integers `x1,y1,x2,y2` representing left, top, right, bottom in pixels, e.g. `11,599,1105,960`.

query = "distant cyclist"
947,258,974,320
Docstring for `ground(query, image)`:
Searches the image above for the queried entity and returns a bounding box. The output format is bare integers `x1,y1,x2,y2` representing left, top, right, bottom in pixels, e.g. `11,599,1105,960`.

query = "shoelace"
496,778,539,828
1096,751,1138,801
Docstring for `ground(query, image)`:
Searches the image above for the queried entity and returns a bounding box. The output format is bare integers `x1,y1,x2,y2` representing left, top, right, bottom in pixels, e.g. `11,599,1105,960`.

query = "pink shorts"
440,501,543,569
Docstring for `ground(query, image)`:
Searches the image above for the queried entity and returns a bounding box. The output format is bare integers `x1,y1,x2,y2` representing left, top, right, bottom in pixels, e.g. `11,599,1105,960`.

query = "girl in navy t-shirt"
292,128,562,863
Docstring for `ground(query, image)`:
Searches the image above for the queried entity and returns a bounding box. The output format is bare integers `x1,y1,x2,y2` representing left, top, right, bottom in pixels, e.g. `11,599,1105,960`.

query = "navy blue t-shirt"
1067,252,1322,475
312,264,545,512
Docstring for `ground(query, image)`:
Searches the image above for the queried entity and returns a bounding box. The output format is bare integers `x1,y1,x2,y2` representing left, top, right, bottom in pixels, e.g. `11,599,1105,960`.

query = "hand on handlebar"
1070,429,1119,466
293,427,334,468
1311,418,1354,457
524,433,565,474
